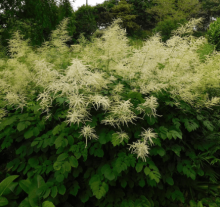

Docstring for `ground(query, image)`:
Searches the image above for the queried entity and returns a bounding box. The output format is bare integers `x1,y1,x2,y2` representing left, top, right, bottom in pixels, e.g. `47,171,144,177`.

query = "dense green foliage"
205,16,220,51
0,16,220,207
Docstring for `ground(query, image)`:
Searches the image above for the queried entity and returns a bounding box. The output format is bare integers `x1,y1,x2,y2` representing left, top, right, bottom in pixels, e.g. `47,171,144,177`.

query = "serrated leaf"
57,153,68,162
166,177,174,185
42,201,55,207
171,190,185,203
52,125,61,136
148,171,161,183
136,162,144,173
54,136,63,149
69,156,78,168
144,167,150,176
51,186,58,198
62,161,71,172
114,157,127,173
203,120,214,131
0,196,8,206
170,130,182,139
197,114,204,121
58,185,66,195
171,144,182,157
184,119,199,132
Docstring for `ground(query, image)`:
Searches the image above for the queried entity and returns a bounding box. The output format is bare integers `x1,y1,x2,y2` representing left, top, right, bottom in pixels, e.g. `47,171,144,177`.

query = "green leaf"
0,175,19,196
94,148,104,157
144,167,150,176
166,177,174,185
42,201,55,207
52,125,61,136
58,185,66,195
203,120,214,131
101,164,115,181
156,147,166,156
31,140,39,147
135,162,144,173
0,196,8,206
54,136,63,149
56,174,64,183
17,163,26,172
33,127,40,137
57,153,68,162
28,158,39,168
74,152,81,159
138,179,145,187
17,122,26,131
19,179,32,194
171,144,182,157
171,190,185,203
69,156,78,168
197,168,204,176
148,171,161,183
98,132,108,144
183,118,199,132
69,181,80,196
62,161,71,172
43,189,51,199
67,135,74,145
120,180,127,188
53,161,62,171
114,156,127,173
189,200,197,207
56,97,65,105
24,129,34,139
183,165,196,180
196,114,204,121
79,190,90,203
170,130,182,139
51,186,58,198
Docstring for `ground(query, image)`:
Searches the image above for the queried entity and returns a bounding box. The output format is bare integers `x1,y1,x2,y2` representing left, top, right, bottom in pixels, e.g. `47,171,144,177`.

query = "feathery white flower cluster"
1,17,220,162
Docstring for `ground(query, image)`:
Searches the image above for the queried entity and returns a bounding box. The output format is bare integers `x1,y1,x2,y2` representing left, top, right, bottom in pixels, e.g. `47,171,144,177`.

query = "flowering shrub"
0,17,220,206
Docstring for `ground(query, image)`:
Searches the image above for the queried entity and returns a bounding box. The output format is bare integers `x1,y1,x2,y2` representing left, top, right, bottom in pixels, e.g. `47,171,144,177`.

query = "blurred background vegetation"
0,0,220,60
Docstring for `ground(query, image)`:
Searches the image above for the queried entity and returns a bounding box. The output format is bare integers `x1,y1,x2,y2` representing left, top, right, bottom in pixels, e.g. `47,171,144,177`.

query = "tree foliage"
0,0,76,53
110,0,140,35
73,5,99,43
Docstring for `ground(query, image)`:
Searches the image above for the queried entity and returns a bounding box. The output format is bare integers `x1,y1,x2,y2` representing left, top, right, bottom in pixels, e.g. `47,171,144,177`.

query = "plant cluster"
0,16,220,207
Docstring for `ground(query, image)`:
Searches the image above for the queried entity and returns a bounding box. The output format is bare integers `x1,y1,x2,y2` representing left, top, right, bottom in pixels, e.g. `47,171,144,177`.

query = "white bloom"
128,140,150,162
79,125,99,148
